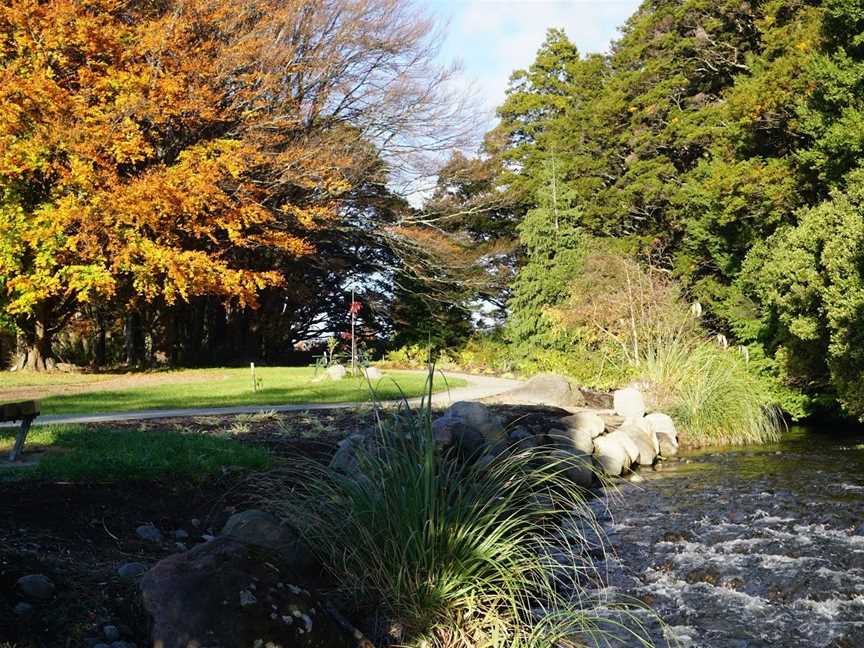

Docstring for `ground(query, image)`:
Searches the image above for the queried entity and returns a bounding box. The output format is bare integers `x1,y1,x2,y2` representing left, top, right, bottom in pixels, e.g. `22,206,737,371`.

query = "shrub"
548,244,782,446
252,403,654,647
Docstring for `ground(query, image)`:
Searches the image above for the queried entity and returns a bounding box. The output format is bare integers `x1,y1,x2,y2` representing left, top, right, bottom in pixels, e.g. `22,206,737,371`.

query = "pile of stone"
426,378,679,485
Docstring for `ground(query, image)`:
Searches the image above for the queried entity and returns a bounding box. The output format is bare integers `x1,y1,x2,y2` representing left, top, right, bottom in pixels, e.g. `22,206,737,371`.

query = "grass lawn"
0,367,464,416
0,424,270,481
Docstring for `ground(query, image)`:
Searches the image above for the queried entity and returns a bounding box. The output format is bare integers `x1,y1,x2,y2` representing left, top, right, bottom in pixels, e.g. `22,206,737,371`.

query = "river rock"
117,562,148,580
222,510,309,566
625,417,659,453
618,420,657,466
593,435,627,476
549,426,594,454
559,450,595,488
606,430,639,468
446,401,505,441
560,411,606,438
136,524,163,544
141,537,352,648
325,364,347,381
489,373,586,409
13,602,33,616
432,401,506,453
329,433,369,473
16,574,55,600
613,387,646,419
645,412,679,457
103,625,121,641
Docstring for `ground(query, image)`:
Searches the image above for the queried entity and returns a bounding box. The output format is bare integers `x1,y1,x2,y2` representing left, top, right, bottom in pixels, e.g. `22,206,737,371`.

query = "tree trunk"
94,313,107,368
21,314,54,371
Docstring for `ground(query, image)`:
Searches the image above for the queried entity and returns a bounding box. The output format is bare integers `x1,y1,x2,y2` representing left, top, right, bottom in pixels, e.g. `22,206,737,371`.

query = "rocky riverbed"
586,426,864,648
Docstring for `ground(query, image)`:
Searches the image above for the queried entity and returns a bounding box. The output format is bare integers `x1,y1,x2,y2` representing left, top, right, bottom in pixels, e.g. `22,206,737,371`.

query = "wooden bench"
1,400,39,462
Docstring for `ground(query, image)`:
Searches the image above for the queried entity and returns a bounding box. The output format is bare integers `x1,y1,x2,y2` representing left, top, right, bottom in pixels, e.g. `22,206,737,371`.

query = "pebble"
117,562,148,579
103,624,121,641
16,574,55,600
174,529,189,540
13,601,33,616
135,524,163,543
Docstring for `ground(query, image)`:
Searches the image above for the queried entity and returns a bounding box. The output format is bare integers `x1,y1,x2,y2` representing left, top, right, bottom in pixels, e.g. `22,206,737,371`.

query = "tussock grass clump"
252,403,654,648
640,340,782,447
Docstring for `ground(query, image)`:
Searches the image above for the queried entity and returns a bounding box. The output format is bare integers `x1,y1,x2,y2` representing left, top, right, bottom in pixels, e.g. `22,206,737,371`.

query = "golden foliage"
0,0,375,314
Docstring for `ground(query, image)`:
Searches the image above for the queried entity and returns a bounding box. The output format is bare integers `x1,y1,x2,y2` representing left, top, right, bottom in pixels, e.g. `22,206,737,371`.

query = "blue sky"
428,0,641,117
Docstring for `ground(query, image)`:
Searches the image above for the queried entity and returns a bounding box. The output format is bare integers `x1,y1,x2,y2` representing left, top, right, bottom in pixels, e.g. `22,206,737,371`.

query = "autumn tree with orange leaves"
0,0,468,369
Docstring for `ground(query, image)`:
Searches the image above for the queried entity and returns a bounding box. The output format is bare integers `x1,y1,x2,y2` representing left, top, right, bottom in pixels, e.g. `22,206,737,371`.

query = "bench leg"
9,416,34,462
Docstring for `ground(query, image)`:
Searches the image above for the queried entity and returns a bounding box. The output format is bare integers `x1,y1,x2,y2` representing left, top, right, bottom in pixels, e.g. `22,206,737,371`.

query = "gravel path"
1,372,522,427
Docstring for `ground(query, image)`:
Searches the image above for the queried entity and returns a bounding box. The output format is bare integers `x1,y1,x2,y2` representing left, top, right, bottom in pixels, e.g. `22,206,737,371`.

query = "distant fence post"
250,362,257,392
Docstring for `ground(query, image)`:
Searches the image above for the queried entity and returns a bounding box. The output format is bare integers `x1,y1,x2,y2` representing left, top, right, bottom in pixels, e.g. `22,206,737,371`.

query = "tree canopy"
0,0,466,368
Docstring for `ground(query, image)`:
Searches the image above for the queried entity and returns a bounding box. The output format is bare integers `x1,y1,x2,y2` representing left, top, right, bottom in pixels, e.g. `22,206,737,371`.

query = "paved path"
2,372,522,427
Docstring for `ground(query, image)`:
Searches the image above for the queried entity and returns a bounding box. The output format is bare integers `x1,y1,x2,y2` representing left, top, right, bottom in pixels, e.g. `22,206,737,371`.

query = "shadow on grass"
0,425,270,482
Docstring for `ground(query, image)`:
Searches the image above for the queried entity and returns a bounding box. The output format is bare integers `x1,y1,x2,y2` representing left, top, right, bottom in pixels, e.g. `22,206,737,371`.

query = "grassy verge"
0,425,270,481
0,367,464,416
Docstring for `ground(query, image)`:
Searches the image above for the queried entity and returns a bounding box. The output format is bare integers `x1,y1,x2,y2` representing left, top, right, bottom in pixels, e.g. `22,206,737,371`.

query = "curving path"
1,371,523,427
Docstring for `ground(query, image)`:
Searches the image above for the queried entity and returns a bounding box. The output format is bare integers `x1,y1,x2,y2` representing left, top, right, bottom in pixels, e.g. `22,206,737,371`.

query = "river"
585,426,864,647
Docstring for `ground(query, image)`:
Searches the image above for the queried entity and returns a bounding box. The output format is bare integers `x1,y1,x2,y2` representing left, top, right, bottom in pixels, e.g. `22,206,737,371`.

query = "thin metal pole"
351,288,356,377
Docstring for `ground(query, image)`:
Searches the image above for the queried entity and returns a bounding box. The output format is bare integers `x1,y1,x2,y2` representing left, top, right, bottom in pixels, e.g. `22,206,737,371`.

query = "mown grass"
0,425,270,481
252,401,653,648
0,367,463,415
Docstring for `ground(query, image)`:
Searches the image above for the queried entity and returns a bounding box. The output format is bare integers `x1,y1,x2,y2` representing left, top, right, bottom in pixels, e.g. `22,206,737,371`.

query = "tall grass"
639,340,782,447
251,400,654,647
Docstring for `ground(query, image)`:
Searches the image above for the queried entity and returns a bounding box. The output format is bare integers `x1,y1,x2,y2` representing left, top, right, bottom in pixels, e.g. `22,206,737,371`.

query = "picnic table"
1,400,39,462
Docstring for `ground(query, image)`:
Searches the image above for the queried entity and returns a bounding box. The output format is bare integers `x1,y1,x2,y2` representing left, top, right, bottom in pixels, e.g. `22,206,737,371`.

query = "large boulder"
560,411,606,439
16,574,55,600
490,374,586,409
222,510,307,559
328,433,370,474
617,420,657,466
645,412,679,457
593,435,627,476
432,401,506,454
553,449,595,488
549,426,594,455
362,366,382,381
605,430,639,468
613,387,646,419
141,538,353,648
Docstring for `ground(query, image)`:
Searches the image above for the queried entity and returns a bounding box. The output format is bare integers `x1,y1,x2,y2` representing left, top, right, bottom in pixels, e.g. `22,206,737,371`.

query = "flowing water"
587,426,864,648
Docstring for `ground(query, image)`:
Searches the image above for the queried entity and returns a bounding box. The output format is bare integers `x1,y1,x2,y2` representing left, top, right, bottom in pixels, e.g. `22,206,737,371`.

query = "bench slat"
1,400,40,421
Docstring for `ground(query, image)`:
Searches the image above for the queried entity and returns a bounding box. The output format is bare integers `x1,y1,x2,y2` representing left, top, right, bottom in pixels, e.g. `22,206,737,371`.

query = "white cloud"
433,0,641,118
